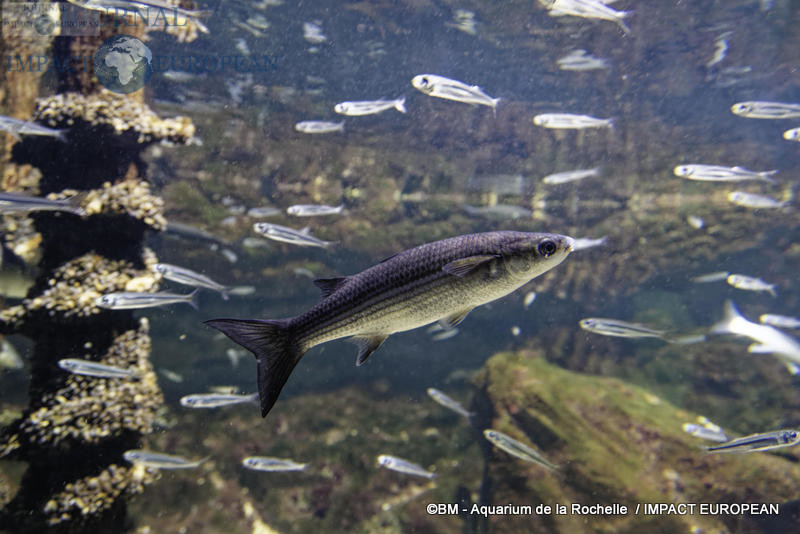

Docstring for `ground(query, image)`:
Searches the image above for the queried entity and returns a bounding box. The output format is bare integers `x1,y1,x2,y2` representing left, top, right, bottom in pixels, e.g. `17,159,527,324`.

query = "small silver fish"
303,21,327,44
673,164,777,183
682,423,728,443
462,204,532,220
686,215,705,229
783,127,800,141
556,49,609,71
523,291,537,309
0,115,67,142
247,206,281,218
253,223,335,248
243,456,308,472
58,358,138,379
483,429,557,471
286,204,345,217
760,314,800,329
542,0,632,35
431,328,459,341
334,98,406,116
0,192,85,216
95,290,199,310
706,429,800,453
691,271,729,283
377,454,436,479
571,236,607,251
579,318,667,340
542,167,600,185
123,450,207,469
727,191,788,209
726,274,777,297
154,263,233,300
532,113,613,129
731,101,800,119
180,393,259,409
294,120,344,134
411,74,500,113
426,387,473,418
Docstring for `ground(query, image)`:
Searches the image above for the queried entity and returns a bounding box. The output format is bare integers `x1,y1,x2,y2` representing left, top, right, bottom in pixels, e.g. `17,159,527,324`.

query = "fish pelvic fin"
204,318,300,417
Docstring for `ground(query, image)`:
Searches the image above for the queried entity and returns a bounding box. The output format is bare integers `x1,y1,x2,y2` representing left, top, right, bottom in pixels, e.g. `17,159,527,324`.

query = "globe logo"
34,15,56,36
93,35,154,94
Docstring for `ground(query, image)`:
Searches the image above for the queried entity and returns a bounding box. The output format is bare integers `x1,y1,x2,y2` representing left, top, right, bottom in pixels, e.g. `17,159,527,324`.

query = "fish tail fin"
395,97,407,113
710,299,744,336
769,286,778,297
187,289,200,310
204,318,301,417
491,98,501,118
56,129,68,143
220,290,230,301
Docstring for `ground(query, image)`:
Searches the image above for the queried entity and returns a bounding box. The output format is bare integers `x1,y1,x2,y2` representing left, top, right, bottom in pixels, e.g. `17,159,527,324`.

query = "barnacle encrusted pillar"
0,91,195,531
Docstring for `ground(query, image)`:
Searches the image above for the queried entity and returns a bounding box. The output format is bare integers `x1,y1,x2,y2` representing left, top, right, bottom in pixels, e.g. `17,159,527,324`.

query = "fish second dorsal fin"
313,277,349,297
442,255,498,277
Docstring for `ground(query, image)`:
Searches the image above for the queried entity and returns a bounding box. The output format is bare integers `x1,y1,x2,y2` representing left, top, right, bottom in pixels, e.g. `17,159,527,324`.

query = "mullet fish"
206,231,574,417
731,101,800,119
334,97,406,116
242,456,308,472
123,450,207,469
483,429,557,471
95,290,199,310
411,74,500,114
0,192,85,216
533,113,613,129
673,164,777,183
253,222,335,248
706,429,800,453
377,454,436,479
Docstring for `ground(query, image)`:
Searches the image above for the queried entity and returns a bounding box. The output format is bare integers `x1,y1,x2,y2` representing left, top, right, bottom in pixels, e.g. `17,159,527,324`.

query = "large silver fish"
206,231,574,417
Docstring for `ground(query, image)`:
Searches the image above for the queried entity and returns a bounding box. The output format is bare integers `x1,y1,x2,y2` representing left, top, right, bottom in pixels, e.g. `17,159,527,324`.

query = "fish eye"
421,77,429,86
537,240,557,257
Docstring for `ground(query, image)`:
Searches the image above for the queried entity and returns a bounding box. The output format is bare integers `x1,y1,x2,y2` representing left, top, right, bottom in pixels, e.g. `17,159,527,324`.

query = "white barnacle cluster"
10,249,160,320
19,319,162,447
33,91,196,144
43,462,158,526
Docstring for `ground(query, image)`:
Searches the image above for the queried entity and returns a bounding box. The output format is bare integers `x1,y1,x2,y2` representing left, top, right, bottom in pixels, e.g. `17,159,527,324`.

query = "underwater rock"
34,91,195,145
43,463,159,527
474,351,800,533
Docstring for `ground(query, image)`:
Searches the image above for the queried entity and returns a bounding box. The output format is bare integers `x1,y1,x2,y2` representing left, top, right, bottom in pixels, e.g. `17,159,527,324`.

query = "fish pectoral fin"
313,276,349,298
442,255,499,277
353,334,388,366
439,308,474,329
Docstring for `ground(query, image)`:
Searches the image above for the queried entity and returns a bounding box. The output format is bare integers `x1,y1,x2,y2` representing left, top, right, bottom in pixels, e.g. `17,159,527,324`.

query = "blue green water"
3,0,800,532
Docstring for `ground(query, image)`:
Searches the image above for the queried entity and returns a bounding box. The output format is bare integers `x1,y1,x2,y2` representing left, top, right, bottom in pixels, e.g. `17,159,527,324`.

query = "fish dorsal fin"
353,335,388,366
378,252,399,264
439,308,474,329
442,255,498,277
313,276,349,297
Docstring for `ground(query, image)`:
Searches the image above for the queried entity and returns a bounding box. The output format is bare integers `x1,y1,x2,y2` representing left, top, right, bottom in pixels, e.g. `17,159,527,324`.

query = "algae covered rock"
474,351,800,533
